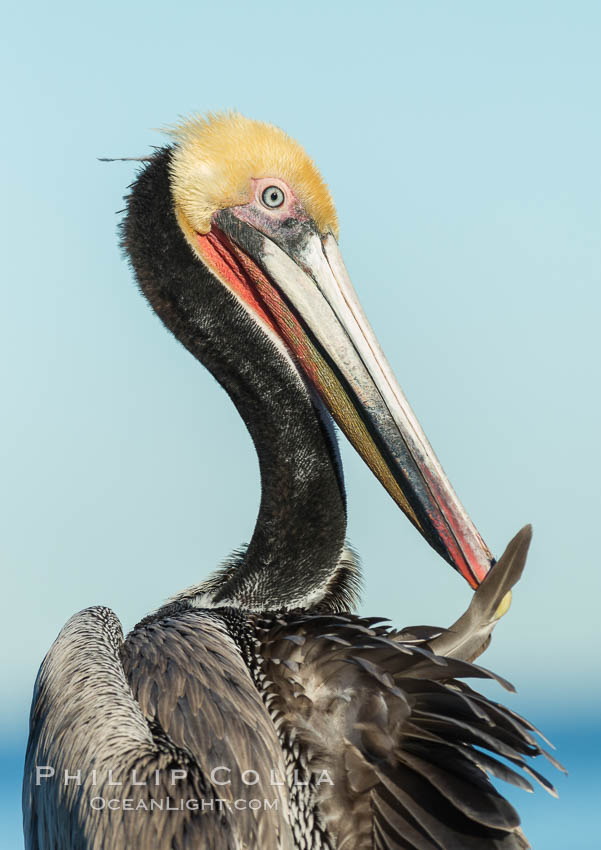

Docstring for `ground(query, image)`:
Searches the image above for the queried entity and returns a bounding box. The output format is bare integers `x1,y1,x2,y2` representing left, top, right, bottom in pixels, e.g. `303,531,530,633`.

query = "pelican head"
130,111,494,589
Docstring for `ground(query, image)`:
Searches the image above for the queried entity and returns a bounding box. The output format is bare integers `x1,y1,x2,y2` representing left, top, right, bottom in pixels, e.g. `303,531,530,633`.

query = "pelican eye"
261,186,285,209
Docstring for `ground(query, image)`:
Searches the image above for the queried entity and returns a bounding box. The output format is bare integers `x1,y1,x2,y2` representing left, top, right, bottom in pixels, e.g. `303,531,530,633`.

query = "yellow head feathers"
169,112,338,237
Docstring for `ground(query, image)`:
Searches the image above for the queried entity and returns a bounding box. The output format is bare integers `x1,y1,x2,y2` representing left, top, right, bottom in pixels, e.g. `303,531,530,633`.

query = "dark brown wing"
257,609,561,850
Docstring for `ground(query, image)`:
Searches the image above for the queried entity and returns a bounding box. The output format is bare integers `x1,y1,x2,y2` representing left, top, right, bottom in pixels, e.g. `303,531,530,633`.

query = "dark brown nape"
120,148,348,609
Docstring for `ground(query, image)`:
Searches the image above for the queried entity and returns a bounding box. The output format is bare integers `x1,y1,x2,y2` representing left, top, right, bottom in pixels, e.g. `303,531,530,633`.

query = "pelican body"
23,114,560,849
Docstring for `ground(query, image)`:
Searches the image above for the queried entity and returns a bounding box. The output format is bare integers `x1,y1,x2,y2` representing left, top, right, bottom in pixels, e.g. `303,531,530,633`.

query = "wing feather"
257,606,559,850
24,606,293,849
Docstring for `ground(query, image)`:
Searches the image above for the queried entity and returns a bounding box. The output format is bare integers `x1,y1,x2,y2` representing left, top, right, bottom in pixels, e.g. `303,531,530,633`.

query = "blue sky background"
2,1,600,847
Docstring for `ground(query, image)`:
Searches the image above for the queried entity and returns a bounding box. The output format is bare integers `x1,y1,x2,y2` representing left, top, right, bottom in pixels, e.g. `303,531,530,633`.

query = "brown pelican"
23,113,561,849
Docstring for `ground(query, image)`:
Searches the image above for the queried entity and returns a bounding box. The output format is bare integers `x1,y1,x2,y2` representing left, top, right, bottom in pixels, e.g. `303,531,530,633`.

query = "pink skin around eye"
226,177,311,234
253,177,297,216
